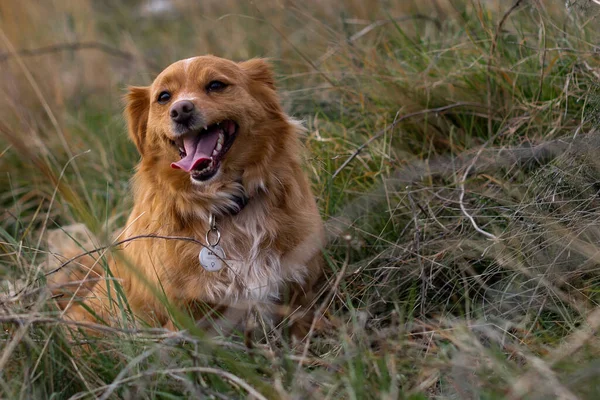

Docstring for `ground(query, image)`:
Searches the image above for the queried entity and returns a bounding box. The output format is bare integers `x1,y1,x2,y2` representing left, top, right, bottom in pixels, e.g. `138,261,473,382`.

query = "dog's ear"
239,58,276,90
125,86,150,156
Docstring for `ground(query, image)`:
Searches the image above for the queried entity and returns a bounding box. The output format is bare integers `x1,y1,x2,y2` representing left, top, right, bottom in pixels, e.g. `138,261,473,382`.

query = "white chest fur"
217,208,307,303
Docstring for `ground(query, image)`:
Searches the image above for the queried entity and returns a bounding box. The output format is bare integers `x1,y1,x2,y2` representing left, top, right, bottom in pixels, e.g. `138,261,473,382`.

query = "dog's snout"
170,100,195,124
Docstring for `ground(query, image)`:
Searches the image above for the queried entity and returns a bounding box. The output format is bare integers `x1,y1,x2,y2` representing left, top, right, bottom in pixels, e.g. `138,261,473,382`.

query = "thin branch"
45,234,208,277
251,3,338,88
507,306,600,399
316,15,442,66
407,189,427,313
325,132,583,242
69,367,268,400
0,314,173,336
297,242,351,369
486,0,525,137
458,157,499,241
39,233,249,300
331,102,487,180
0,41,161,71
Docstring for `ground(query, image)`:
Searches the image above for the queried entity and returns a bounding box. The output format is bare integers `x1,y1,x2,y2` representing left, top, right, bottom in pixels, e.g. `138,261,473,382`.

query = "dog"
52,56,325,337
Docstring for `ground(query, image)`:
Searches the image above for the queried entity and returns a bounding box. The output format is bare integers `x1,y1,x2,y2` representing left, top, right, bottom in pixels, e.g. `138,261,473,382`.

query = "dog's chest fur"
218,204,307,302
132,200,307,307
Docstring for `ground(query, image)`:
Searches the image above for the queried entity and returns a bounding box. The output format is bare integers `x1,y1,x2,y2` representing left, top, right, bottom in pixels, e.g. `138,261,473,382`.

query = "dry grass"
1,0,600,398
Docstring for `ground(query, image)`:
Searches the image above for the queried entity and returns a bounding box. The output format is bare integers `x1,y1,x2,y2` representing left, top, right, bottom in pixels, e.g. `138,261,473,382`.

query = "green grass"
1,0,600,398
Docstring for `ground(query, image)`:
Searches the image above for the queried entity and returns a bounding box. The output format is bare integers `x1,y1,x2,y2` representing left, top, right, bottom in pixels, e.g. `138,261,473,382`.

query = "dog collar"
200,213,225,272
222,179,249,216
228,192,248,215
199,187,248,271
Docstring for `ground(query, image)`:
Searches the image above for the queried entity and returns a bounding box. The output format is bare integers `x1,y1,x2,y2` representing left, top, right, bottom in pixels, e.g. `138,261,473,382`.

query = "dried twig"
407,189,427,312
45,234,209,277
251,3,338,88
71,366,268,400
331,102,487,180
507,307,600,399
0,41,161,71
486,0,525,137
316,14,441,66
38,234,249,307
297,242,351,369
325,134,581,241
458,149,499,241
0,313,174,336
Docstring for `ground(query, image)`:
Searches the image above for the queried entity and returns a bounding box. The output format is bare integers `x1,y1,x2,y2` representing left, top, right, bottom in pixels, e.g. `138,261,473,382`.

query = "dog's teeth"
203,125,208,130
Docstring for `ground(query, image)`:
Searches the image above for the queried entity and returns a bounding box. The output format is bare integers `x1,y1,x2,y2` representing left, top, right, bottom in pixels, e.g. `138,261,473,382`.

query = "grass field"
1,0,600,398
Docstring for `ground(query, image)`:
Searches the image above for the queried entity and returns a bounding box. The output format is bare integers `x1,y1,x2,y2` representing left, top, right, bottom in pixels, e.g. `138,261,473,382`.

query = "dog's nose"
170,100,195,124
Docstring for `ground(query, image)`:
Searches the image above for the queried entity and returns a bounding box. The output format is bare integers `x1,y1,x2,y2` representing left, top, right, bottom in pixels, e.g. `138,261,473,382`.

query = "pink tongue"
171,128,221,172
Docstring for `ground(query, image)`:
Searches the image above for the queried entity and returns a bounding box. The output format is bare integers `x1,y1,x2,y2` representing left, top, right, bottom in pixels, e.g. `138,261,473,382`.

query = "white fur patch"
287,117,307,136
174,93,199,102
182,57,198,72
244,214,305,296
200,203,309,304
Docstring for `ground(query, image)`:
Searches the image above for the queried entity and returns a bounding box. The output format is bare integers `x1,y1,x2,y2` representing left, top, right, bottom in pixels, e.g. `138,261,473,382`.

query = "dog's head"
125,56,288,189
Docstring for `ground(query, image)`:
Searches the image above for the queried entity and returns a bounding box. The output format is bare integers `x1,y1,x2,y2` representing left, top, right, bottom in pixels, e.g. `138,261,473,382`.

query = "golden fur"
53,56,325,335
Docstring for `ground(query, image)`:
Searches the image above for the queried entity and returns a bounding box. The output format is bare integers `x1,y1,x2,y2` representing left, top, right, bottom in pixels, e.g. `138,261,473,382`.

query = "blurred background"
1,0,600,399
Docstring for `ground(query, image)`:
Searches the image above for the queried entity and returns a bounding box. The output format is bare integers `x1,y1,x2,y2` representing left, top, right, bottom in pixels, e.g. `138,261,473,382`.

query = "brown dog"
56,56,325,336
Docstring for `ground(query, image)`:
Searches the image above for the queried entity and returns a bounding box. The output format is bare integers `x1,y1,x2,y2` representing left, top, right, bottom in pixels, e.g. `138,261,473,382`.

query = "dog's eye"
206,81,228,93
157,91,171,104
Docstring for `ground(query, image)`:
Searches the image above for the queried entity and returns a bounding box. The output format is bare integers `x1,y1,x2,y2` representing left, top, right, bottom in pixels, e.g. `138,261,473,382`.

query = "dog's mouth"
170,120,238,182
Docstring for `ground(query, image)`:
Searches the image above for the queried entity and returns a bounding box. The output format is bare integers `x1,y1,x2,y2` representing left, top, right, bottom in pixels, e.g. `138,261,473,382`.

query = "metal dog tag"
199,245,225,272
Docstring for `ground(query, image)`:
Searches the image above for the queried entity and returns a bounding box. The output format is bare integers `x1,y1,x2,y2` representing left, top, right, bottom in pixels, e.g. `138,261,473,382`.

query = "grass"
1,0,600,398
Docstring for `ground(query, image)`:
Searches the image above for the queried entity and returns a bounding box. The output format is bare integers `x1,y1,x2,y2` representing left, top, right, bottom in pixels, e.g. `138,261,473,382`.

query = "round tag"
199,245,225,272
